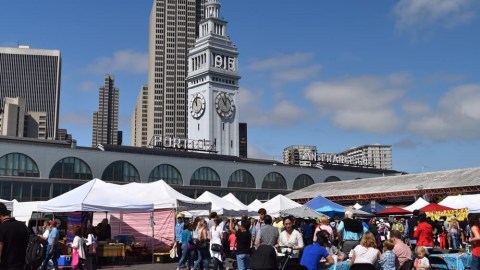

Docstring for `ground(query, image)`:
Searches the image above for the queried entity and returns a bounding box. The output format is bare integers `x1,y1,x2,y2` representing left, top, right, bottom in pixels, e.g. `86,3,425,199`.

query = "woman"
210,217,224,270
177,222,195,270
313,215,333,243
277,216,304,259
468,214,480,270
413,213,434,247
449,216,460,249
351,231,381,266
230,218,252,270
193,220,210,270
84,226,97,270
72,226,86,270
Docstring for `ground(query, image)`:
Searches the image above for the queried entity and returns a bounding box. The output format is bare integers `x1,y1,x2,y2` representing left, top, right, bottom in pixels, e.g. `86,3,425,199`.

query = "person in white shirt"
72,226,86,270
276,216,304,259
40,220,50,240
84,226,97,270
351,231,381,267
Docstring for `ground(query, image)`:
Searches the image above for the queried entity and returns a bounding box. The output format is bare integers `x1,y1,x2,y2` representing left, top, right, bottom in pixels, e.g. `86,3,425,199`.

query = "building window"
324,176,341,183
190,167,221,186
102,161,140,182
293,174,314,190
227,170,255,188
262,172,287,190
148,164,183,185
0,153,40,177
49,157,93,180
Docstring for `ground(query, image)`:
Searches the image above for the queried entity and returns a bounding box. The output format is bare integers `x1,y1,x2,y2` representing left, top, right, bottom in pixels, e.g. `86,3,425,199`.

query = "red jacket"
413,222,434,247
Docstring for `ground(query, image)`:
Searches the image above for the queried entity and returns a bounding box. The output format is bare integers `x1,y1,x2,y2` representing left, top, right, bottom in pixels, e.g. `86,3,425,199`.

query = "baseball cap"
50,220,58,226
0,202,11,215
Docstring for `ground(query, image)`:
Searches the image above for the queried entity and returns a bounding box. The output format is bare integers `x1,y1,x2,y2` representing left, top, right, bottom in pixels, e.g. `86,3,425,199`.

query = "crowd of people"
174,208,480,270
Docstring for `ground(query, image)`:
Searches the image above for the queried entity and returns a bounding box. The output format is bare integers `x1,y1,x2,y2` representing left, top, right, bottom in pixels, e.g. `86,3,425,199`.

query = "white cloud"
247,52,314,71
272,65,321,82
403,101,431,115
86,50,148,74
393,0,477,32
237,87,308,128
304,75,405,134
407,84,480,140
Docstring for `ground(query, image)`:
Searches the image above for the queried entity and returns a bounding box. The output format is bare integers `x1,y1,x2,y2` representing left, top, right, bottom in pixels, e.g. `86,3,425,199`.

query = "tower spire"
205,0,221,19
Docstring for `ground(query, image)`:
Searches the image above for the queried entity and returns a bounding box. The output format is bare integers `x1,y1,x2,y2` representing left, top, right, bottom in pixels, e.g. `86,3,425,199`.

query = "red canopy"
377,207,412,215
419,203,455,212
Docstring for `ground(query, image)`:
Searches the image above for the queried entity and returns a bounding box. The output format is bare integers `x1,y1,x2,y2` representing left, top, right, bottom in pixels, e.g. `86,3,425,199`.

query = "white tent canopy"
259,195,302,217
439,195,480,213
403,197,430,212
116,180,210,211
12,200,46,223
222,193,248,209
248,199,263,212
195,191,248,216
353,203,363,210
38,179,154,212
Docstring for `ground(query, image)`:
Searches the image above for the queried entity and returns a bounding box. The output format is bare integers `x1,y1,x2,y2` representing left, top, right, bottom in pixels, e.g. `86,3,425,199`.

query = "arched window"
102,161,140,182
293,174,314,190
148,164,183,185
325,176,341,183
228,170,256,188
49,157,93,180
262,172,287,190
0,153,39,177
190,167,221,186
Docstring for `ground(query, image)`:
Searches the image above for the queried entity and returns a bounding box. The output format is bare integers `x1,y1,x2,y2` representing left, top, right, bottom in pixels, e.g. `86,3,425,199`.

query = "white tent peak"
248,199,263,212
222,193,248,208
403,197,429,212
260,194,301,217
353,203,362,210
196,191,247,216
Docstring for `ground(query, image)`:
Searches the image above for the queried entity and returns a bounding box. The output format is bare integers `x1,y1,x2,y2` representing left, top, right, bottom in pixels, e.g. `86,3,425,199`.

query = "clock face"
215,92,235,118
191,93,206,118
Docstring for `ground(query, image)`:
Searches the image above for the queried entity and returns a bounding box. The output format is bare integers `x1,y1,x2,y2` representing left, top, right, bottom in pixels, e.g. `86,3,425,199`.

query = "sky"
1,0,480,174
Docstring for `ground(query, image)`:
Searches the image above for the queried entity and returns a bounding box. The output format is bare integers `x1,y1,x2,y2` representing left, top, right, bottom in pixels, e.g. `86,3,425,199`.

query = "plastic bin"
58,255,71,266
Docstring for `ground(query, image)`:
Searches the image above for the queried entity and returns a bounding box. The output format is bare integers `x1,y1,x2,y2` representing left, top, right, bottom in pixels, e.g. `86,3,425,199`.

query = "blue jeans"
178,245,194,268
236,253,251,270
472,254,480,270
41,244,59,270
451,232,458,249
193,248,210,270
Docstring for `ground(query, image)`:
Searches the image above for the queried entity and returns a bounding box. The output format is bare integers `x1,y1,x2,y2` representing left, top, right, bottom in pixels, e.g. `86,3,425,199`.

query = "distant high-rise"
0,46,61,139
92,75,119,146
338,144,393,170
131,0,205,147
131,85,148,147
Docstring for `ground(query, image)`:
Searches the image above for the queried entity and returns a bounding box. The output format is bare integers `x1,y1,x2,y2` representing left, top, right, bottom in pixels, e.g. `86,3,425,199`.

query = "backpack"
25,235,48,270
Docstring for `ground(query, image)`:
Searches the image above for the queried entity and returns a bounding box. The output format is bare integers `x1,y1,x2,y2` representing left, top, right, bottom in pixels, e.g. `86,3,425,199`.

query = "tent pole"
151,210,155,264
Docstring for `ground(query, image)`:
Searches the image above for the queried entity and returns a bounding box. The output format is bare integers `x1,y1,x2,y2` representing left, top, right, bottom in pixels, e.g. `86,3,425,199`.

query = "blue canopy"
360,201,386,214
305,195,345,210
315,205,345,218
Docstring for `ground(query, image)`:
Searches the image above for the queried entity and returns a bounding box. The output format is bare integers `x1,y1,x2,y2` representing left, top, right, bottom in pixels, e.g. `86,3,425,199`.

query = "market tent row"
286,167,480,203
193,191,248,216
259,194,301,217
403,197,429,212
223,193,257,216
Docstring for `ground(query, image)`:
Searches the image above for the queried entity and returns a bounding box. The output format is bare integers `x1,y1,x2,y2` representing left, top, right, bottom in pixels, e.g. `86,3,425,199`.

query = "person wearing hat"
0,202,29,270
41,219,60,270
175,213,185,263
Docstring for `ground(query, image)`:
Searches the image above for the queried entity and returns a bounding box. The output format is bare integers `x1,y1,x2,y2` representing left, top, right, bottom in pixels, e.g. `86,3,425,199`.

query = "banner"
426,208,469,221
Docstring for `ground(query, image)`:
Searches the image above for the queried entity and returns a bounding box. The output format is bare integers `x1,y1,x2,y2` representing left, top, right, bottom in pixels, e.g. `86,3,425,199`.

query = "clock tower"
187,0,240,156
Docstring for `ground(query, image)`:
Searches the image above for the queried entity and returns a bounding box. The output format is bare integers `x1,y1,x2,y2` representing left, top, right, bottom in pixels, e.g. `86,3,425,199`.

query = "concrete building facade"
339,144,392,170
283,145,318,167
0,46,61,139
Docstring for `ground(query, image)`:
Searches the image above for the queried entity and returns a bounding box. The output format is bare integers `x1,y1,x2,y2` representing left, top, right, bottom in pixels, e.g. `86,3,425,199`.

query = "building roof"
287,167,480,201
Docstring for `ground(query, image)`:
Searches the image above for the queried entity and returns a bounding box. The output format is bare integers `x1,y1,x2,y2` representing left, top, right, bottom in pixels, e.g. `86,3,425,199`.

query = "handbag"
211,243,222,252
186,241,195,251
169,245,178,259
72,248,79,268
194,238,208,249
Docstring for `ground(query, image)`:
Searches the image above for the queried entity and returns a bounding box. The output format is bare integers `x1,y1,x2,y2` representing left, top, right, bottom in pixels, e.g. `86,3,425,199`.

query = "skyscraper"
131,85,148,147
0,46,61,139
92,74,119,146
131,0,205,147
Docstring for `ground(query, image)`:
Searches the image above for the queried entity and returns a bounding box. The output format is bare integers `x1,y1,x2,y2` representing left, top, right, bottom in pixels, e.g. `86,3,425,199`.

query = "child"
439,225,447,250
378,239,396,270
414,246,430,270
228,228,237,253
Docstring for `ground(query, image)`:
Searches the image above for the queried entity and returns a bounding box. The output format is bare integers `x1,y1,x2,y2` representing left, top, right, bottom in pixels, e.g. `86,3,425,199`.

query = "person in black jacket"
405,209,420,250
0,202,29,270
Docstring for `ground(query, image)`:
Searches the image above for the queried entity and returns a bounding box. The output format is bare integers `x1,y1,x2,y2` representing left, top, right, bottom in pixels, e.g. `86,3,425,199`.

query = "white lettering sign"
151,135,216,152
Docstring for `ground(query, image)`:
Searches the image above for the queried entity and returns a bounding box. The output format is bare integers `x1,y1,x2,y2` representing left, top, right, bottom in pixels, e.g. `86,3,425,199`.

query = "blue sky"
1,0,480,173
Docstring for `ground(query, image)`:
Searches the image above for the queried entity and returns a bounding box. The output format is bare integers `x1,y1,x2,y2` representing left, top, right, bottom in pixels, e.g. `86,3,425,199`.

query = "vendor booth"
259,194,301,217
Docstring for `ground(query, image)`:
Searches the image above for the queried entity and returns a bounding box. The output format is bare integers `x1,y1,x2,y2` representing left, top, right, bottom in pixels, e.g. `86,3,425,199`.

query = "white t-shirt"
42,228,50,240
278,229,304,258
414,257,430,270
352,245,379,265
73,235,86,259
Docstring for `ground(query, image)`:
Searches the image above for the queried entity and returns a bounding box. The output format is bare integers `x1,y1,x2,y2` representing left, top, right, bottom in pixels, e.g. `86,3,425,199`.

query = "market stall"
259,194,301,217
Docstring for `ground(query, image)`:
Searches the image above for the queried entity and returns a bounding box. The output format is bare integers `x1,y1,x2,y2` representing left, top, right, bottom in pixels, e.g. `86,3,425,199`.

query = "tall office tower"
187,0,240,156
138,0,205,147
0,46,61,139
131,85,148,147
92,75,119,146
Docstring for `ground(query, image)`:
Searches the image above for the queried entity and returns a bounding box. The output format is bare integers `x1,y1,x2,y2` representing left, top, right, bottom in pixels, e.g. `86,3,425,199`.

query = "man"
96,218,111,241
0,202,29,270
40,220,50,240
41,220,60,270
175,214,185,261
404,209,420,250
390,229,412,270
391,217,404,236
300,234,333,270
337,210,367,254
258,215,279,247
253,208,266,247
272,215,284,234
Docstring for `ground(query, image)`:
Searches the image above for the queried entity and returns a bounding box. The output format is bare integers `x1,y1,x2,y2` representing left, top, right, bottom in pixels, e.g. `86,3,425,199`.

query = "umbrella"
316,205,345,218
280,206,323,219
419,203,455,212
377,207,412,216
